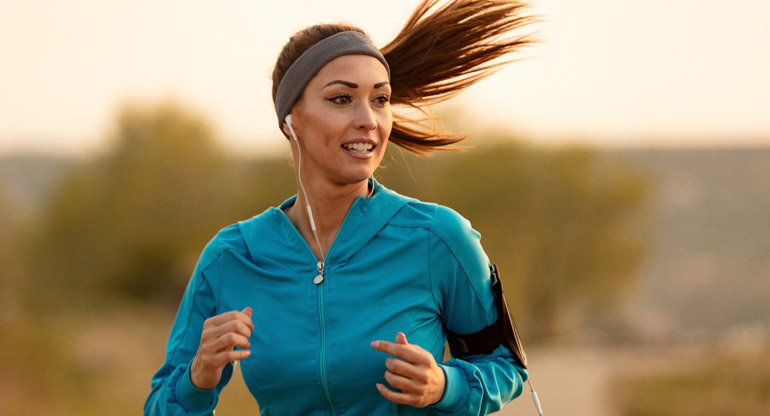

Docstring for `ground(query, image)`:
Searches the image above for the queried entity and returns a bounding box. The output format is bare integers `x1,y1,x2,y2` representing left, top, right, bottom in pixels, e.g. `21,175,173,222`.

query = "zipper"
315,260,336,415
277,202,364,415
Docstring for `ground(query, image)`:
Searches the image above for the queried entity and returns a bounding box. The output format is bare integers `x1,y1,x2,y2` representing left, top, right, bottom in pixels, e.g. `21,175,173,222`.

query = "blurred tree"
30,102,287,305
379,136,651,341
0,185,26,317
32,103,649,341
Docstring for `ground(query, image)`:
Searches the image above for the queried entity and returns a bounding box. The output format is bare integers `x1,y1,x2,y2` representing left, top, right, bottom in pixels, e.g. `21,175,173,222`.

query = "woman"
145,1,534,415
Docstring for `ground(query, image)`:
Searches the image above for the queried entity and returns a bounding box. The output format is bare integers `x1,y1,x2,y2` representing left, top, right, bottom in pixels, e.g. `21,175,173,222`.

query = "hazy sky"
1,0,769,155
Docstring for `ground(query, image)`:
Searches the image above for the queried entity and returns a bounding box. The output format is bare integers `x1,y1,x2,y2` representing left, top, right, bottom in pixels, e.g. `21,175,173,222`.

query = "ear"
283,111,302,141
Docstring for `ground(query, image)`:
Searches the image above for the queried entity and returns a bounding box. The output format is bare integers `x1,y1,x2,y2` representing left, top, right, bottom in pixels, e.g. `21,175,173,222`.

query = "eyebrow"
322,80,390,89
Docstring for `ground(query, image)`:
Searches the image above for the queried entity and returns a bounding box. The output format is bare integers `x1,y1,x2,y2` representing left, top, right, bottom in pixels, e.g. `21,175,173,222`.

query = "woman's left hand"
370,332,446,407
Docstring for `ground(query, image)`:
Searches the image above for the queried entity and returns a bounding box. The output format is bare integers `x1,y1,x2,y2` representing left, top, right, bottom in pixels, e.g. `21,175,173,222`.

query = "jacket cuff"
175,366,218,412
432,363,469,413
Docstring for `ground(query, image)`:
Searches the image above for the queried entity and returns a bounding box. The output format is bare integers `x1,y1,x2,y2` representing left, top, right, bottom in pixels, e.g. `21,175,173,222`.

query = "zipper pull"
313,260,325,285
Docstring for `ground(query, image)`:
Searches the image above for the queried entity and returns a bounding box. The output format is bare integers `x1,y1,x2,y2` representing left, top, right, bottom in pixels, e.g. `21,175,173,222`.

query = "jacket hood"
237,179,412,269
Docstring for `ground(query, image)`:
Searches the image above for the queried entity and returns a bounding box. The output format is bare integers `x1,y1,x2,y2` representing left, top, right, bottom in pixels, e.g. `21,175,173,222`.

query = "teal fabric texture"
144,180,527,416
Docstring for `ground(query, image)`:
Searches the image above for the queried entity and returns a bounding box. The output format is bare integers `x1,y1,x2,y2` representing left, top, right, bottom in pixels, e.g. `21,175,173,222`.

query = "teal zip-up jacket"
145,181,527,416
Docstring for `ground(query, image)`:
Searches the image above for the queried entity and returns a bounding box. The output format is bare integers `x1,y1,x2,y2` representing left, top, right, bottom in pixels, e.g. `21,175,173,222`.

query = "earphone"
284,114,314,229
286,114,325,282
285,114,299,143
285,113,317,233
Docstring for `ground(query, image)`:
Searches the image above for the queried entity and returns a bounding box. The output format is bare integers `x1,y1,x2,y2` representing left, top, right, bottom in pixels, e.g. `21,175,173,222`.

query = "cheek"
296,114,346,149
377,111,393,141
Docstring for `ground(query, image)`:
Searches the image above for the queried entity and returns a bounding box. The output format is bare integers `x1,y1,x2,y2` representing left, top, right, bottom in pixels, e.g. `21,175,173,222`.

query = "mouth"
341,142,375,154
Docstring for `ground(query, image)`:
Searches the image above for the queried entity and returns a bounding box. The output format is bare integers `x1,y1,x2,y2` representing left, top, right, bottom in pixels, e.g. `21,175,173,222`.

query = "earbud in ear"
285,114,299,143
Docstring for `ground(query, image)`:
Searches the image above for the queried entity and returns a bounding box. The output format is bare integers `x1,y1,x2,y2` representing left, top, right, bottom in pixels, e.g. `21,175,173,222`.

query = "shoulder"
430,204,488,274
428,204,480,246
386,191,487,270
196,220,252,271
399,198,481,253
380,185,468,232
386,189,480,246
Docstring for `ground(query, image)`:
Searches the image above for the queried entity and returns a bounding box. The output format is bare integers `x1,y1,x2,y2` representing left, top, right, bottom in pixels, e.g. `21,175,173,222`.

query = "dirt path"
496,346,657,416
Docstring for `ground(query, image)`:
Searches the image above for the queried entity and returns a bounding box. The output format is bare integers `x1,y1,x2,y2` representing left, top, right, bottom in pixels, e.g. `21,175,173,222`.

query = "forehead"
309,55,390,87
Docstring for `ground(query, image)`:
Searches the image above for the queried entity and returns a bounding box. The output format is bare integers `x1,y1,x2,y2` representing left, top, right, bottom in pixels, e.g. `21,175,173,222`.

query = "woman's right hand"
190,307,254,389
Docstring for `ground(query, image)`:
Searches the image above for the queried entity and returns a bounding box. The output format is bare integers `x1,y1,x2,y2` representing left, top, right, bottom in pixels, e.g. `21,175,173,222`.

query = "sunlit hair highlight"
271,0,536,155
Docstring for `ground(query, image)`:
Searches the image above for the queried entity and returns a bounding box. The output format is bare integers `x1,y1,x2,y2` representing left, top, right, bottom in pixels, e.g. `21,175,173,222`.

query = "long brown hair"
271,0,535,154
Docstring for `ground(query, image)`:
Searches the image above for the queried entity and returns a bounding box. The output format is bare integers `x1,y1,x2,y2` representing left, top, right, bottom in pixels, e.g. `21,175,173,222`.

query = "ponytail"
383,0,535,154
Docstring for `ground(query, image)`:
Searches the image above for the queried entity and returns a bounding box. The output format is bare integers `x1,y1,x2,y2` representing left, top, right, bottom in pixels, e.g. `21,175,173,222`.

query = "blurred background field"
2,0,770,414
1,102,769,415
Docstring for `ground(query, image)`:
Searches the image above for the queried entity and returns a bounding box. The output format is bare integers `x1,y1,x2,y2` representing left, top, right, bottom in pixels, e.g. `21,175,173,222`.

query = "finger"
199,331,250,356
385,357,427,382
217,319,253,339
201,348,252,371
201,322,251,349
212,332,251,352
395,332,408,345
240,307,254,331
205,309,255,332
204,310,243,326
371,340,423,363
220,348,252,363
376,383,417,406
203,312,254,340
239,307,255,331
384,369,420,392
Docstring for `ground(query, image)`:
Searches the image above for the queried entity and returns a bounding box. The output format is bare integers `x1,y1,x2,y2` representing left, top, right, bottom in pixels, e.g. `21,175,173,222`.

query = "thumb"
395,332,408,345
242,307,253,317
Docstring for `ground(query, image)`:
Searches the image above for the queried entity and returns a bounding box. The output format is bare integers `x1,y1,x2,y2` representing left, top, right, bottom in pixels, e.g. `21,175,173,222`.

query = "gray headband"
274,31,391,129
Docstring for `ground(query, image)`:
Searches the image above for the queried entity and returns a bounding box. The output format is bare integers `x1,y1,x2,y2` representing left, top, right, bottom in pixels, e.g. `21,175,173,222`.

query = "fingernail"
370,341,379,348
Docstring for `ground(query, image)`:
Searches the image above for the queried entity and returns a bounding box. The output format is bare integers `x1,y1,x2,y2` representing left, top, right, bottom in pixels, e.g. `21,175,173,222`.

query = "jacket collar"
239,179,412,267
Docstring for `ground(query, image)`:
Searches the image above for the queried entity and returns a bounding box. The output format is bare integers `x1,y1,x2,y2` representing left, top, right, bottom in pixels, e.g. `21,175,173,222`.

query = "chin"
344,163,378,182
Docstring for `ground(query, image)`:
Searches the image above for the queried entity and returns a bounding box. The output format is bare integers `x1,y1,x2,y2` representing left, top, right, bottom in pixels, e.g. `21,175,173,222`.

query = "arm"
144,237,246,416
428,206,528,416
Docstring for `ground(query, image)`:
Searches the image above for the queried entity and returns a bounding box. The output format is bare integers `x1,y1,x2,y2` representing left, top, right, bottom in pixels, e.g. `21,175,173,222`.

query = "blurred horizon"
2,0,769,156
2,107,769,415
2,99,768,416
2,1,769,414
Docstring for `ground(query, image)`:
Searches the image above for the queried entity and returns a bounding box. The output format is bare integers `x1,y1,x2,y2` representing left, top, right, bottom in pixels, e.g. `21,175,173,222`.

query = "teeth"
343,143,373,153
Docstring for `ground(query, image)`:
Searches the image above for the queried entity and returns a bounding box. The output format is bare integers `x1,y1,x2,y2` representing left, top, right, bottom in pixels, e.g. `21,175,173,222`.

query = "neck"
286,178,372,260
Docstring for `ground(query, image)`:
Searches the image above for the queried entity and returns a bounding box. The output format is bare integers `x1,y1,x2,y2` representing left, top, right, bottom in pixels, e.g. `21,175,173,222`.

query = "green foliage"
379,139,651,340
31,103,650,342
30,102,273,304
5,102,653,415
0,185,27,312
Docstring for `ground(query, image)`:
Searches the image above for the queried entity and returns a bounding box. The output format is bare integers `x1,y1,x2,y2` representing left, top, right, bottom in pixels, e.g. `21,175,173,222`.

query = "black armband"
446,264,528,369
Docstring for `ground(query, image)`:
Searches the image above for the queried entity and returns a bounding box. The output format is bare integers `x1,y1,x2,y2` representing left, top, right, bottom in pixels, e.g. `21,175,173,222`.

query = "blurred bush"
1,101,653,415
28,103,650,342
378,138,651,340
0,185,26,313
28,102,292,306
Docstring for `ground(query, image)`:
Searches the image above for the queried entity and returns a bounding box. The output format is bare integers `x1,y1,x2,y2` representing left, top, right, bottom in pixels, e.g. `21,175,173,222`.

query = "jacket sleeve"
428,206,528,416
144,237,234,416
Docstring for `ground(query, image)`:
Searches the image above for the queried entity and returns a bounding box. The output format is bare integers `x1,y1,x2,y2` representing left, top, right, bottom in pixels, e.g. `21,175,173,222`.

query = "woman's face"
287,54,392,188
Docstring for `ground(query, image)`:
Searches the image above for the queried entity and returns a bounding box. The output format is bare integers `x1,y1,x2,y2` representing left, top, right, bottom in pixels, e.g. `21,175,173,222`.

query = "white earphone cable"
286,116,326,270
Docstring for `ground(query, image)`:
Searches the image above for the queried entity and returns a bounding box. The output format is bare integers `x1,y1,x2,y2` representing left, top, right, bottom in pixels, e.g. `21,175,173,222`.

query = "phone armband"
446,264,528,369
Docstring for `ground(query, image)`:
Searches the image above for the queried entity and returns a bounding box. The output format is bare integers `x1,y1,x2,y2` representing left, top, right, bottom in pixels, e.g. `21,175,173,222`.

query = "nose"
354,103,377,131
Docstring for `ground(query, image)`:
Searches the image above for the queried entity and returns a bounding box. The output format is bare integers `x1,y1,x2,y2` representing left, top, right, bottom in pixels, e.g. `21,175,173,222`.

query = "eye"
373,94,391,106
327,94,352,106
